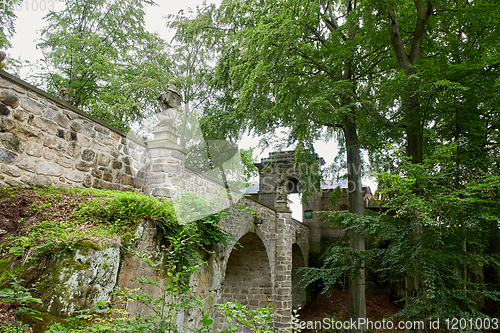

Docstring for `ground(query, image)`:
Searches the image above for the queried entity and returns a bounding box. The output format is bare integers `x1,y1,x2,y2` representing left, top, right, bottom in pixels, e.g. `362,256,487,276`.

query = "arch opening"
292,243,307,309
220,233,272,309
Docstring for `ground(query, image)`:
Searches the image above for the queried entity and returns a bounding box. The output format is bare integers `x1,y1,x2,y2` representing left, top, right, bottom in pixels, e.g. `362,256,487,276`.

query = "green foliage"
0,186,246,332
43,247,300,333
0,0,18,48
36,0,171,132
218,302,274,333
0,273,42,333
0,186,234,277
305,144,500,322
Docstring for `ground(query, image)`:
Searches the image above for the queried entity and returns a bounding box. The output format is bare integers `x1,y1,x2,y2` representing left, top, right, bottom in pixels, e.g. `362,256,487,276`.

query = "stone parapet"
0,70,146,191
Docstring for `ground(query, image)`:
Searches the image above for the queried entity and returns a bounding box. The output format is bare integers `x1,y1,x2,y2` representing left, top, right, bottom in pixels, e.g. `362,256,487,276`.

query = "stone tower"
253,150,325,211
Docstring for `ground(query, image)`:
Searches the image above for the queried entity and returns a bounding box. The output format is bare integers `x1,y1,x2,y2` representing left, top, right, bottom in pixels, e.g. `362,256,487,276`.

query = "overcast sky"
5,0,376,219
8,1,220,71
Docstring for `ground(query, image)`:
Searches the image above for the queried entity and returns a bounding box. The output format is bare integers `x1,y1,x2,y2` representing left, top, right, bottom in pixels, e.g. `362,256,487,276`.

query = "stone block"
12,108,28,122
65,131,77,142
14,123,42,138
29,116,57,135
96,133,116,147
103,170,113,182
25,141,43,157
93,140,119,158
111,184,122,191
0,133,21,152
12,87,26,94
91,168,102,178
56,128,65,139
5,176,23,187
36,160,63,176
27,174,52,187
93,178,112,190
26,92,38,100
121,174,133,186
65,170,84,182
0,148,18,164
76,161,92,172
83,175,92,187
55,156,72,168
97,153,111,167
81,149,96,162
66,143,82,157
0,117,15,132
0,103,10,116
43,148,55,161
78,135,92,148
43,107,57,120
1,165,22,177
15,153,35,172
94,124,110,135
112,161,122,170
20,97,44,116
64,110,79,120
121,156,132,165
111,133,120,141
43,136,67,152
0,92,19,109
151,187,175,197
148,148,171,159
69,120,83,132
146,174,171,185
53,112,70,128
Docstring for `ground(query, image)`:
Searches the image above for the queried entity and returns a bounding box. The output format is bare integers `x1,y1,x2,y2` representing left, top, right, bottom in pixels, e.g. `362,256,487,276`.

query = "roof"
240,184,259,194
240,179,370,195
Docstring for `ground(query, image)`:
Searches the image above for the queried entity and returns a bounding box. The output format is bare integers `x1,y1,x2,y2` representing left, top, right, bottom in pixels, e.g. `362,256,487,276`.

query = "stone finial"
149,84,185,149
0,51,6,69
155,85,182,128
274,173,291,212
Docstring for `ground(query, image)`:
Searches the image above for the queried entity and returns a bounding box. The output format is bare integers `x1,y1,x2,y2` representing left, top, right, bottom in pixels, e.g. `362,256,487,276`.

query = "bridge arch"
292,243,307,309
220,232,272,308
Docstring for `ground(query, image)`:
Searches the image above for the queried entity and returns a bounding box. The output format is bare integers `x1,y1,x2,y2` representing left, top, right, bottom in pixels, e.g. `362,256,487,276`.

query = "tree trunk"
343,113,366,333
388,2,431,332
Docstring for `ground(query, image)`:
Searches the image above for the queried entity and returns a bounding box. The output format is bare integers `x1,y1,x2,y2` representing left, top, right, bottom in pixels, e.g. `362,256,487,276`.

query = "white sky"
5,0,376,221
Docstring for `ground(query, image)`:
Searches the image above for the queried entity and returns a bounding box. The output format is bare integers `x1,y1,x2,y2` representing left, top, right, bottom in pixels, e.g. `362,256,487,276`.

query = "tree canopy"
36,0,172,131
172,0,500,329
0,0,18,48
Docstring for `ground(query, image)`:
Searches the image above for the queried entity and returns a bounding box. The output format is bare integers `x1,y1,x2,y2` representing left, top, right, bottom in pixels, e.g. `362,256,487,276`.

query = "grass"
0,186,179,263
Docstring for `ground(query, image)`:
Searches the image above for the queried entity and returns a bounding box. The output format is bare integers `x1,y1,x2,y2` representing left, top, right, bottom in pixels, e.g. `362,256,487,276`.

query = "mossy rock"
0,258,12,284
32,244,121,328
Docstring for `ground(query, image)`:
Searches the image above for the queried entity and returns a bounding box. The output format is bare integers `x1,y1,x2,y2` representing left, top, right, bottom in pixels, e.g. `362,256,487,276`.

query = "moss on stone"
77,239,101,254
0,258,12,284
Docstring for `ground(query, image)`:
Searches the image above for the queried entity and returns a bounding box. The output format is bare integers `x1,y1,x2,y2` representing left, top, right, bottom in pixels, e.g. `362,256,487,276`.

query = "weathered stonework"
0,70,311,331
0,71,147,192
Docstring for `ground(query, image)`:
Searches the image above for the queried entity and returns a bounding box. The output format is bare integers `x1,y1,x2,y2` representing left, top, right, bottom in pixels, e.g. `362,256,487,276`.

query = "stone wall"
0,70,147,191
0,70,311,332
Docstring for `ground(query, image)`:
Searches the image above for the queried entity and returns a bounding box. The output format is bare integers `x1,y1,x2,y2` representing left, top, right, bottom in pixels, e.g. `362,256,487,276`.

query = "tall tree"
367,0,500,327
174,1,393,329
36,0,172,131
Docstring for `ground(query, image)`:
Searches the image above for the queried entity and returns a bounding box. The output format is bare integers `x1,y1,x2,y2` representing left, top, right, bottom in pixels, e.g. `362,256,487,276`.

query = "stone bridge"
0,70,310,330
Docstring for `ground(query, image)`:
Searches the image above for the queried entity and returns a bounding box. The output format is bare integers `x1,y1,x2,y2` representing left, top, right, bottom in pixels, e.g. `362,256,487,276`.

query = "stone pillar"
274,173,291,213
144,86,187,200
273,212,294,331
